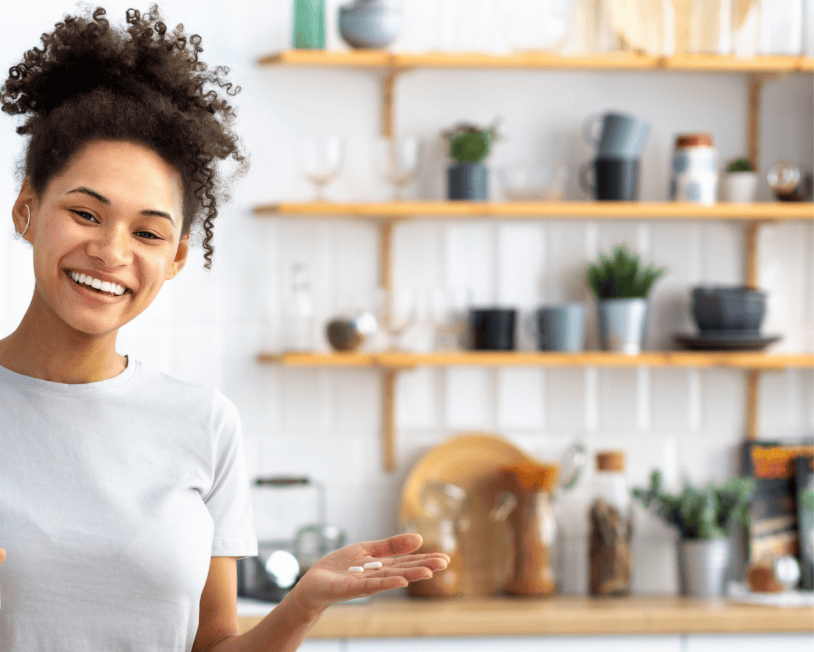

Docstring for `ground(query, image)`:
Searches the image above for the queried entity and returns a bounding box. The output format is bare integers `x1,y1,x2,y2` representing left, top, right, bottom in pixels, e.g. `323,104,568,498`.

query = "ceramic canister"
670,133,719,205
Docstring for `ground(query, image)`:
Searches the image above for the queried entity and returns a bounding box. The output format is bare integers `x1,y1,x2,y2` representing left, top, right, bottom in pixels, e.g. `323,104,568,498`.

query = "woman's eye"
73,210,98,223
72,211,161,240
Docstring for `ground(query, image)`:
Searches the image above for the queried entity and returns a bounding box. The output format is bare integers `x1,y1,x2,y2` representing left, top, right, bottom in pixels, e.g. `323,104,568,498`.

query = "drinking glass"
374,287,417,350
428,287,473,350
299,135,345,201
373,136,422,200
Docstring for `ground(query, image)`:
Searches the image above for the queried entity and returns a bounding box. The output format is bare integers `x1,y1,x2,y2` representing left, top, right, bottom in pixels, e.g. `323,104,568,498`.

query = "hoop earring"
17,204,31,237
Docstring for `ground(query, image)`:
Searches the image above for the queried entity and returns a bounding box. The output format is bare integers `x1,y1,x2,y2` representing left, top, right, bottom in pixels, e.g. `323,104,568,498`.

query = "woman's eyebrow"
65,186,176,226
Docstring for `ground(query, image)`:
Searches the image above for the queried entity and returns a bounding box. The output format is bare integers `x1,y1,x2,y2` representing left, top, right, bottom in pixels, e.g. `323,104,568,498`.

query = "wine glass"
374,287,417,350
299,135,345,201
373,136,422,200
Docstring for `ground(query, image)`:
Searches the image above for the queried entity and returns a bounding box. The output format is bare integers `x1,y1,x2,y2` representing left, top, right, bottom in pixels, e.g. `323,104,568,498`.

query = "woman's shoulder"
136,360,236,414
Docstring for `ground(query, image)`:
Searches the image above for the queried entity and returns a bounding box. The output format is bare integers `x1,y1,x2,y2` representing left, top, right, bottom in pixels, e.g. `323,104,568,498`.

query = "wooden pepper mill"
499,462,560,596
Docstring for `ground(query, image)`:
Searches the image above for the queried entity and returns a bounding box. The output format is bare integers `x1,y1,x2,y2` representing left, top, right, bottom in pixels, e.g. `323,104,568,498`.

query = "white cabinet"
299,641,344,652
347,636,683,652
685,633,814,652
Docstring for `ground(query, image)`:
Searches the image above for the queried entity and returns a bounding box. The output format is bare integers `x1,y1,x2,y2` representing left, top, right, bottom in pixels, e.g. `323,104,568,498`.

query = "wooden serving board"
398,432,535,596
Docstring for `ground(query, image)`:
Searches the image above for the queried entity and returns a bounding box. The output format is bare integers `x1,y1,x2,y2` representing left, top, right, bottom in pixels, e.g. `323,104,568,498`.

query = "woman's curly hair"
0,4,248,269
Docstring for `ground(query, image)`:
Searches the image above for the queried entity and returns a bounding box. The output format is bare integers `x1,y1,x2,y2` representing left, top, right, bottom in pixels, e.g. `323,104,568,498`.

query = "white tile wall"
0,0,812,597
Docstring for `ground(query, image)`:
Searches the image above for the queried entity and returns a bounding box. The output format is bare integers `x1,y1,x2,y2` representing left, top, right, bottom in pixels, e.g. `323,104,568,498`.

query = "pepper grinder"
498,462,560,596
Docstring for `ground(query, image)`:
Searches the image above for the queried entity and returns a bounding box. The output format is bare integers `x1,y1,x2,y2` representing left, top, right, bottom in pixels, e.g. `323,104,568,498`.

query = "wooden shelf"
255,201,814,220
258,50,814,73
259,351,814,370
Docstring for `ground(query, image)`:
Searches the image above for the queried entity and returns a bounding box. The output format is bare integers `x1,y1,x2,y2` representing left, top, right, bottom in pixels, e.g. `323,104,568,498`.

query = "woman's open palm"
289,533,449,614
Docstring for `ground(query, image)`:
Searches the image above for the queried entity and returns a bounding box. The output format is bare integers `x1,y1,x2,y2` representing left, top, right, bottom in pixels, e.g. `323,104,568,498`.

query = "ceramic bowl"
339,3,402,49
691,286,766,332
498,164,568,201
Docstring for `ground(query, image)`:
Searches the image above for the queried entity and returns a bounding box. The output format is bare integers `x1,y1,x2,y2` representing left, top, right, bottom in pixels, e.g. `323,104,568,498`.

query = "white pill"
348,566,365,573
364,561,383,570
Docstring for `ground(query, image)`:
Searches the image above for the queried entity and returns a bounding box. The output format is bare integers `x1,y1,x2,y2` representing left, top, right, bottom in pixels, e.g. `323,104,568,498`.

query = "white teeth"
69,271,126,296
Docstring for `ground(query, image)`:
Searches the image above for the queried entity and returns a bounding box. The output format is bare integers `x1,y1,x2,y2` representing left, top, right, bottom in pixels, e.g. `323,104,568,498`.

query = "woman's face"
15,139,188,339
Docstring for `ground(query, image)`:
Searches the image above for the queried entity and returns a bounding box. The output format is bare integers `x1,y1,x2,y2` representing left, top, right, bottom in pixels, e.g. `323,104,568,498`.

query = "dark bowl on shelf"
691,286,766,332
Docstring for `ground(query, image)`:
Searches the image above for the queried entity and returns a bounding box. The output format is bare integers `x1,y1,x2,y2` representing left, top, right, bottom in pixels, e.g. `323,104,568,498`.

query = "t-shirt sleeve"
203,389,258,559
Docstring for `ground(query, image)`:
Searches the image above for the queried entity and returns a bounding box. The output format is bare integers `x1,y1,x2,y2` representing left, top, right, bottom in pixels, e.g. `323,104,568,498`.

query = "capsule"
364,561,383,570
348,566,365,573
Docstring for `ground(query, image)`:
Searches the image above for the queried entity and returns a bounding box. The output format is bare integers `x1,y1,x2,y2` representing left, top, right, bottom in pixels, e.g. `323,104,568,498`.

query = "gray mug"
583,112,650,159
526,304,587,352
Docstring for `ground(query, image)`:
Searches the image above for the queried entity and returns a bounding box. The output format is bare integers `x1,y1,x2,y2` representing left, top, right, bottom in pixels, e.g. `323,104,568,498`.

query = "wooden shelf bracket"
382,368,397,472
381,66,413,138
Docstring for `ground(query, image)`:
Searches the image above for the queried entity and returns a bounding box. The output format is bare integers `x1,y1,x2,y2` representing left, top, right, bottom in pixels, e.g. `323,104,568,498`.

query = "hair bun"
2,5,220,120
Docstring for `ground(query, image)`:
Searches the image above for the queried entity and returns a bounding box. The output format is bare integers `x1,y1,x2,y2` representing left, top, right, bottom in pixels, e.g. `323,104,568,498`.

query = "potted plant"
441,118,502,201
632,469,756,597
585,244,665,354
721,157,759,203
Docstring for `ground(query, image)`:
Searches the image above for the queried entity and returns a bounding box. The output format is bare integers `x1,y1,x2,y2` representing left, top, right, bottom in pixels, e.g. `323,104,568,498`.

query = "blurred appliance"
237,476,346,602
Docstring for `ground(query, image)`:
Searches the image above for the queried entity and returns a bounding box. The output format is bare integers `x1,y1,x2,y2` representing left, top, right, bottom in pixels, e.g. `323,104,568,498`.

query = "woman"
0,6,448,651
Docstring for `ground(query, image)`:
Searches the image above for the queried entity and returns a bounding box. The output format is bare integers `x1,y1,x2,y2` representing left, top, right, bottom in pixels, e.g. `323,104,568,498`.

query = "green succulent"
632,469,756,540
727,157,754,173
585,244,666,299
443,119,502,165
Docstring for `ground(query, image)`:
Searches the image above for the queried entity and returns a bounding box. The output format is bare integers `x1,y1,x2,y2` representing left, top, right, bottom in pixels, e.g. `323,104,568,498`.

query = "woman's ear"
12,180,37,240
168,232,190,280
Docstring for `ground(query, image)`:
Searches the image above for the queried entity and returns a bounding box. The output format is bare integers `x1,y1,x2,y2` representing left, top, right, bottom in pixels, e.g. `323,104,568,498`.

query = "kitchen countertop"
236,594,814,638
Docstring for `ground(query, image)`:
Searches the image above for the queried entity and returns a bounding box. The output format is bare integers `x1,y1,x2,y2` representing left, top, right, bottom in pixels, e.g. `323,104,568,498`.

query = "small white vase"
722,172,758,203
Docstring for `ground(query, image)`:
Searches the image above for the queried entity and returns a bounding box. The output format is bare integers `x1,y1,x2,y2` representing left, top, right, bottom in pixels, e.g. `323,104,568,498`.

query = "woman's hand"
287,533,449,617
0,548,5,564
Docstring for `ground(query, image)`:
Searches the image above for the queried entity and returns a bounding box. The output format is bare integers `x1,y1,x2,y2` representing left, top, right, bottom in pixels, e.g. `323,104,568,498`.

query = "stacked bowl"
674,285,779,351
675,285,780,351
691,286,766,334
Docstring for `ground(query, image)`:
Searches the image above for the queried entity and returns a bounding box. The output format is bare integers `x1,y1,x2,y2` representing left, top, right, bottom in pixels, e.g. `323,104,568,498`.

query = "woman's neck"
0,295,127,384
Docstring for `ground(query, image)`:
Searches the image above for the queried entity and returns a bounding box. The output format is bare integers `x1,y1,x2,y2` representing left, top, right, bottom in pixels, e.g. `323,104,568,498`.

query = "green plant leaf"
631,469,756,540
586,244,666,299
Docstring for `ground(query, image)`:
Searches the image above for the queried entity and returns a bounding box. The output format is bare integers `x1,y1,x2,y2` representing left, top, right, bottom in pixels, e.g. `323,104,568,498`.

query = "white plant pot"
721,172,758,203
597,298,649,355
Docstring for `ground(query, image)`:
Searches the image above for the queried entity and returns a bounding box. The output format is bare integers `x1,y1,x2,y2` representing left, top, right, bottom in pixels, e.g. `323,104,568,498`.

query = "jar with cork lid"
588,451,633,596
670,133,719,205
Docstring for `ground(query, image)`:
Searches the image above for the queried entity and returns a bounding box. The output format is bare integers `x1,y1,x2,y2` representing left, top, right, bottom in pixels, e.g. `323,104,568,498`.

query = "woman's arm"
205,588,325,652
203,533,448,652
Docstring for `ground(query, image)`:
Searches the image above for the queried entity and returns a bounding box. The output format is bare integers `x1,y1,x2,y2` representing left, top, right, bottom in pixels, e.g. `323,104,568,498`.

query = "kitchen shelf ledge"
236,594,814,638
258,50,814,73
259,351,814,370
254,200,814,220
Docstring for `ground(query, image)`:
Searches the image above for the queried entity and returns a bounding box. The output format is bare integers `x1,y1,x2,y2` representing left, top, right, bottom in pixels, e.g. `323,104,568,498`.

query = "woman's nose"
87,225,133,265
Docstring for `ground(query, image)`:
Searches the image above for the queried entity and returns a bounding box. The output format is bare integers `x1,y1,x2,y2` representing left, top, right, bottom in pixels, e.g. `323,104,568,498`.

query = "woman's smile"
64,269,132,303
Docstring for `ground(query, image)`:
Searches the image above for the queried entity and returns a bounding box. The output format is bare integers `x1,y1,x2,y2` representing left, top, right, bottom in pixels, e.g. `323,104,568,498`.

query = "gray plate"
674,332,782,351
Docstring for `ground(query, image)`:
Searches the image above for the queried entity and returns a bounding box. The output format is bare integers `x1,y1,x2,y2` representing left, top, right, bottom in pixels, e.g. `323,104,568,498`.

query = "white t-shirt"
0,355,258,652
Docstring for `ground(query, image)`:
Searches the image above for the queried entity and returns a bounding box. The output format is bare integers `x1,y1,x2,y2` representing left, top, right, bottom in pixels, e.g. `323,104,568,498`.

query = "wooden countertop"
237,594,814,638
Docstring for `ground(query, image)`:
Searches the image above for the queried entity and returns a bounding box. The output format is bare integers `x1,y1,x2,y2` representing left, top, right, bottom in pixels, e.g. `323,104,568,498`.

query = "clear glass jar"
401,515,465,597
499,463,560,596
505,489,559,595
588,451,634,596
283,263,315,352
